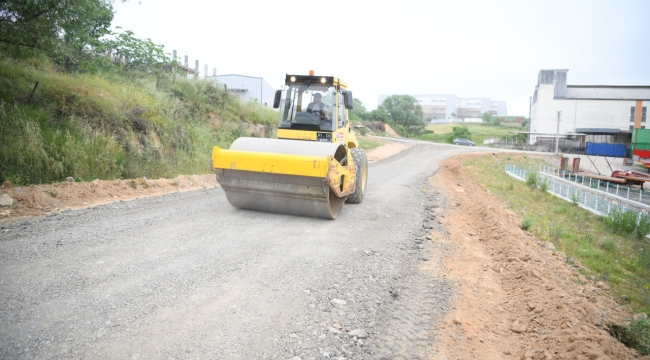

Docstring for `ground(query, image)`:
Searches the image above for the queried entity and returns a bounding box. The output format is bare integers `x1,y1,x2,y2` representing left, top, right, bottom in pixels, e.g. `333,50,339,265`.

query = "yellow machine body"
211,73,368,219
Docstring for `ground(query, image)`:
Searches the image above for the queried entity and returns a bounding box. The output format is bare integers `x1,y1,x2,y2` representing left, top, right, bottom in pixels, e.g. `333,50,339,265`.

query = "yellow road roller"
211,72,368,219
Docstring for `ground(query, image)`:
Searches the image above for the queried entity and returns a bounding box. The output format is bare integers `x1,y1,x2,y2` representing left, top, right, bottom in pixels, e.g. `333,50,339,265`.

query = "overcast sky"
111,0,650,116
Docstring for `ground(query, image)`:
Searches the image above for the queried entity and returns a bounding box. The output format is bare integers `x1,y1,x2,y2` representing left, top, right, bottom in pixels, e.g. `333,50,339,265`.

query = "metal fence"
537,164,650,206
505,163,650,218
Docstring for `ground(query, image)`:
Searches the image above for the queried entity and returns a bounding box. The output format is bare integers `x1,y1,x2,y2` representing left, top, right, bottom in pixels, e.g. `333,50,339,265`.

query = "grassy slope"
421,123,525,144
0,57,277,185
462,154,650,316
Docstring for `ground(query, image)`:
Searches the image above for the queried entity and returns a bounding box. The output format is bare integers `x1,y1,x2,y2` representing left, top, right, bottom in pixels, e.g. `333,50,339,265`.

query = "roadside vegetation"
358,137,383,152
351,94,428,138
422,122,524,145
0,56,277,185
0,1,279,185
462,154,649,354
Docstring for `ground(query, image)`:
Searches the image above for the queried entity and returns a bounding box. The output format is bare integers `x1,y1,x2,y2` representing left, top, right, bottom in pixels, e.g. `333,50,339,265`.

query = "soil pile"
0,175,217,219
433,153,647,359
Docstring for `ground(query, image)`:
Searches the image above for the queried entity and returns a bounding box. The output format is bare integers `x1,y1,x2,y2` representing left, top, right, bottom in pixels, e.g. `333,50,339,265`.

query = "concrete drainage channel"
505,163,650,219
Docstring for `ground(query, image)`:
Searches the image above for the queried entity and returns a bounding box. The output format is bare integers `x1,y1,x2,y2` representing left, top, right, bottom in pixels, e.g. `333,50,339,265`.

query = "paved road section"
0,144,475,359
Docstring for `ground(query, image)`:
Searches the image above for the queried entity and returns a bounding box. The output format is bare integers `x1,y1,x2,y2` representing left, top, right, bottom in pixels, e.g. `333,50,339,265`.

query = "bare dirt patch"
366,140,411,163
432,153,647,359
383,123,401,137
0,175,217,220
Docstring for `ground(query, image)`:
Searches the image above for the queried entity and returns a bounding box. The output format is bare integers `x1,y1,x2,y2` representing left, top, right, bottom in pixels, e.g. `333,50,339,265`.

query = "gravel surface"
0,144,472,359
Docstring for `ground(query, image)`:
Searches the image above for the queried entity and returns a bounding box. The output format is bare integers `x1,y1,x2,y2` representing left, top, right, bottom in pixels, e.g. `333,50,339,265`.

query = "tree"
444,125,472,143
96,28,168,76
451,112,456,119
482,112,492,124
0,0,116,68
379,95,426,137
349,98,367,120
482,112,500,126
366,108,391,123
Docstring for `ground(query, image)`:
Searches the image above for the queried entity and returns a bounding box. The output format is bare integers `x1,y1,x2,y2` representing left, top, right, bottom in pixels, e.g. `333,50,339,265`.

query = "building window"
630,125,635,131
632,106,648,122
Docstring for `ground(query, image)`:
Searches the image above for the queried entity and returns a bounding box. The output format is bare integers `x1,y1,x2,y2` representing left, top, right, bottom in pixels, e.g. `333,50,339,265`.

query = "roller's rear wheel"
346,148,368,204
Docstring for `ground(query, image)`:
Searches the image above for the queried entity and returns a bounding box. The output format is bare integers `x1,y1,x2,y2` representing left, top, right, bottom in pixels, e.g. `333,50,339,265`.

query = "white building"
377,94,507,121
530,69,650,144
208,74,276,108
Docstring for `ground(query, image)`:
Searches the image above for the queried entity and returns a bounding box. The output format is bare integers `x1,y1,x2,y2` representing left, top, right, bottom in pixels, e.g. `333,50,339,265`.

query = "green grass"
610,318,650,356
0,56,277,184
358,137,382,152
462,154,650,318
421,123,524,145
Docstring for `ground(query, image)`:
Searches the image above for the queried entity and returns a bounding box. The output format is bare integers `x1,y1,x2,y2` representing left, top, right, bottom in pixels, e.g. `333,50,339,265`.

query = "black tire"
346,147,368,204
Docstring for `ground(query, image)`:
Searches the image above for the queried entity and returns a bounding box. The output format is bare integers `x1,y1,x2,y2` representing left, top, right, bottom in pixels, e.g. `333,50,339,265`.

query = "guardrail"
505,164,650,218
537,164,650,206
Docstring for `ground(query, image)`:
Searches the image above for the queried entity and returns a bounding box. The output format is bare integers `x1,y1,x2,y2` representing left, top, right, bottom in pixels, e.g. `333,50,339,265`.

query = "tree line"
0,0,168,76
350,94,427,137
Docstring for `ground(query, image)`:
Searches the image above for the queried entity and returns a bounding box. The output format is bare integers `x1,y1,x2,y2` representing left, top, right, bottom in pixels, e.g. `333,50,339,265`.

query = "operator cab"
273,74,353,133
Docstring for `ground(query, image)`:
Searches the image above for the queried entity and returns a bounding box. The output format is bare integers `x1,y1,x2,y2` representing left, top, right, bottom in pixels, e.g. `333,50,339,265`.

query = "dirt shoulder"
366,140,411,163
0,141,410,221
432,152,647,359
0,175,218,220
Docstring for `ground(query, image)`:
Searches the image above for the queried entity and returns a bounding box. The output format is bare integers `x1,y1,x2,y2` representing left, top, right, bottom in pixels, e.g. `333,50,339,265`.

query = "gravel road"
1,143,473,359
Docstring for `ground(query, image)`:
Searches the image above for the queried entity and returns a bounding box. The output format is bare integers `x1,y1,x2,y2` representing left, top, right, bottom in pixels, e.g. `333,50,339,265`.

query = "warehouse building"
529,69,650,146
377,94,507,121
208,74,276,108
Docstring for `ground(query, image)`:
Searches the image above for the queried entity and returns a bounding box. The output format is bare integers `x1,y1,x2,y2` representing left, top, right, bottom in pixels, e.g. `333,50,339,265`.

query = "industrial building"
377,94,507,121
529,69,650,146
208,74,276,108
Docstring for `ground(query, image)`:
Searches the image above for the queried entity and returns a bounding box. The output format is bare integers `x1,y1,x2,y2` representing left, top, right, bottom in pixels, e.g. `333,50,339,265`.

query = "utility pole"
555,111,562,154
528,96,532,133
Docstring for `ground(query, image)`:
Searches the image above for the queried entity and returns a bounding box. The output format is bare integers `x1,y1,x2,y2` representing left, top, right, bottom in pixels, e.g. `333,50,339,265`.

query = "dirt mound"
384,123,401,137
363,121,401,137
0,175,217,220
434,153,647,359
364,138,411,163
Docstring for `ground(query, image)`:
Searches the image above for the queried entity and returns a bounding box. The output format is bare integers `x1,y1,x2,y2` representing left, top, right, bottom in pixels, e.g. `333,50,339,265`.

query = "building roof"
216,74,264,80
509,131,586,136
576,128,622,134
564,86,650,100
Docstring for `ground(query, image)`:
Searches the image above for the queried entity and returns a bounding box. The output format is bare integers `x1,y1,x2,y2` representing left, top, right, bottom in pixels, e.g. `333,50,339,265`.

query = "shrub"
526,172,538,187
521,218,533,231
538,178,549,192
639,247,650,269
608,209,638,235
600,238,618,252
571,192,580,206
637,214,650,240
609,317,650,356
443,125,472,143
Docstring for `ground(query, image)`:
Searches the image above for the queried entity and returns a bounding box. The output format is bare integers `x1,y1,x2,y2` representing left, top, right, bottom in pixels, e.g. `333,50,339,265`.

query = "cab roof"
285,74,347,88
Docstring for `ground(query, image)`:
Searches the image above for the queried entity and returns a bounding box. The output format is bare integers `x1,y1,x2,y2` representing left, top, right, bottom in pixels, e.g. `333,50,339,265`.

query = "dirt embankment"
0,175,218,220
0,142,408,220
433,153,647,360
